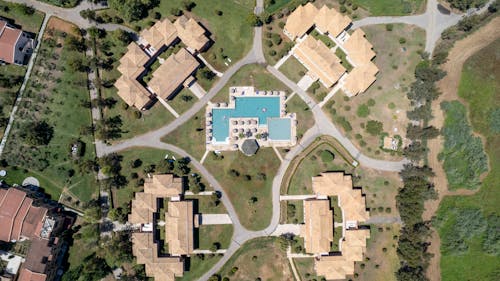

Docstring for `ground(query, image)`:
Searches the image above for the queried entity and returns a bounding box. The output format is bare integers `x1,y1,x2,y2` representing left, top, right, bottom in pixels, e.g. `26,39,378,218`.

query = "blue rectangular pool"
212,97,281,143
268,118,292,141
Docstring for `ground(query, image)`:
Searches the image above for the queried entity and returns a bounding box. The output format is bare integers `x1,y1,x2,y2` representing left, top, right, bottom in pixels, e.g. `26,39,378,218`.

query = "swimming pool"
212,97,281,143
268,118,292,141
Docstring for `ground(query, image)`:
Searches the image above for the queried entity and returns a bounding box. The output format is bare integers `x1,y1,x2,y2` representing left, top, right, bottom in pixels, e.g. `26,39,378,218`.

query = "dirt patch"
44,16,80,39
424,17,500,281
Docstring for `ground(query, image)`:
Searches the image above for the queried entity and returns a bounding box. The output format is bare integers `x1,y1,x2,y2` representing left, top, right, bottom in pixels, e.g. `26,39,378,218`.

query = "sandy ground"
44,16,80,39
424,17,500,281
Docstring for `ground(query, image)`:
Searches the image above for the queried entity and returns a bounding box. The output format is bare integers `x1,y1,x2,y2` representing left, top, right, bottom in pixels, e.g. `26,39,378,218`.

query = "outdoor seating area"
115,16,210,110
205,87,297,154
283,3,379,96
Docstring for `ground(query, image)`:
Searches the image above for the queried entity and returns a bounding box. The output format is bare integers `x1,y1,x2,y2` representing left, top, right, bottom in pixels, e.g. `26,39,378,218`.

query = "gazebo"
241,139,259,156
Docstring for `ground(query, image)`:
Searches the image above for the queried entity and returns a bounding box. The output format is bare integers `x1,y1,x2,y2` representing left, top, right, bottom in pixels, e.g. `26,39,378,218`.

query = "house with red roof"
0,19,34,65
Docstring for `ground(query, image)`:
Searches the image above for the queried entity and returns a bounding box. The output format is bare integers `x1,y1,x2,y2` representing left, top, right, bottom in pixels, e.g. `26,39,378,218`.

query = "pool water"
212,97,281,143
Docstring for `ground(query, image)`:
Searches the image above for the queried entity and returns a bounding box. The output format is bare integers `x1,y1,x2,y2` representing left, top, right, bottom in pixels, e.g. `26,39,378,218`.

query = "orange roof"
144,174,183,197
165,201,194,255
21,205,47,239
173,15,209,52
312,173,369,223
114,75,152,109
141,19,178,50
283,2,317,40
129,192,155,224
148,48,199,100
293,36,346,87
343,29,375,66
301,199,333,254
0,20,22,64
17,269,46,281
343,61,379,96
314,6,352,37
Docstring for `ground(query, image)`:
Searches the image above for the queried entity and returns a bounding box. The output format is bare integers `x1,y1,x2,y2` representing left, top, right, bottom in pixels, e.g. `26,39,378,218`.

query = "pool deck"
205,86,297,153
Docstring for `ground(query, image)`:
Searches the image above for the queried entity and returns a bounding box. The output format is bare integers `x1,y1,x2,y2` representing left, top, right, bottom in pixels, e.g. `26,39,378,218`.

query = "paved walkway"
200,214,233,225
296,74,315,91
280,195,316,201
271,224,301,236
188,81,206,99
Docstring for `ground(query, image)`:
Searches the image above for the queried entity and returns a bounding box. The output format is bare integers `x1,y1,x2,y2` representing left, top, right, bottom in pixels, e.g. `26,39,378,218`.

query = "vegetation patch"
353,0,425,16
439,101,488,190
198,225,233,251
278,56,307,83
204,149,280,230
285,95,314,139
0,1,45,33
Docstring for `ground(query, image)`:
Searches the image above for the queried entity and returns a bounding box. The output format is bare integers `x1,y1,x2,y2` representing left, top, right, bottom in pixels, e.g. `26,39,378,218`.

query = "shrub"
367,98,376,106
365,120,383,136
386,24,394,31
388,102,396,109
356,104,370,118
320,150,335,162
399,37,407,44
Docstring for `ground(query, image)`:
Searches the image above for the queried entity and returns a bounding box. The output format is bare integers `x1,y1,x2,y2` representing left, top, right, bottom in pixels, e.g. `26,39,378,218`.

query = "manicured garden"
353,0,425,16
278,56,307,83
434,39,499,281
322,24,425,160
216,237,293,280
198,225,233,250
1,21,97,204
204,149,280,231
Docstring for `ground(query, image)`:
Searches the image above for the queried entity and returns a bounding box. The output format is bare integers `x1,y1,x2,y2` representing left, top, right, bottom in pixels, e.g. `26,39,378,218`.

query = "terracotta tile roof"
343,61,378,96
21,205,47,239
283,3,317,40
114,75,152,109
293,36,346,87
0,188,27,241
148,48,199,100
144,174,183,197
11,196,32,240
142,19,178,50
17,268,46,281
312,173,369,223
129,192,155,224
23,237,52,274
343,29,375,66
132,233,184,281
0,20,21,64
301,199,333,254
284,3,351,40
165,201,194,255
173,15,209,52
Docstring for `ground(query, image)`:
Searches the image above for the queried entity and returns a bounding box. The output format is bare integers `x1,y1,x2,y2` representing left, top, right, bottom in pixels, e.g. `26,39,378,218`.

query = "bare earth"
424,17,500,281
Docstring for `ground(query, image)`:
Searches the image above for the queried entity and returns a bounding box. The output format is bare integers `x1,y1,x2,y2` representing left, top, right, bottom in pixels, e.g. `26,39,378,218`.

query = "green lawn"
353,0,425,16
307,81,329,103
285,200,304,224
0,65,25,138
177,254,222,281
278,56,307,83
163,64,291,160
218,237,293,280
335,48,353,72
167,88,198,115
285,95,314,139
184,194,227,214
0,1,45,33
435,39,500,281
212,64,290,103
293,258,325,281
204,149,280,231
1,30,97,203
198,225,233,250
310,29,335,48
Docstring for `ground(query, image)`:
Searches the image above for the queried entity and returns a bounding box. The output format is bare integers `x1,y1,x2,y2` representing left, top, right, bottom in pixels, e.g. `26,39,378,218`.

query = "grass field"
166,88,198,115
0,1,45,33
353,0,425,16
198,225,233,250
0,65,25,139
435,39,500,281
285,95,314,139
178,255,222,281
1,21,97,203
163,64,291,160
293,258,325,281
278,56,307,83
184,194,227,214
218,237,293,280
204,149,280,231
323,24,424,160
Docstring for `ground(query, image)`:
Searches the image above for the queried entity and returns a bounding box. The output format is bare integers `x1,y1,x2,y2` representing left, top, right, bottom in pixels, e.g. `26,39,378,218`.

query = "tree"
22,121,54,146
365,120,383,136
108,0,156,21
247,14,262,26
403,141,427,161
182,0,196,11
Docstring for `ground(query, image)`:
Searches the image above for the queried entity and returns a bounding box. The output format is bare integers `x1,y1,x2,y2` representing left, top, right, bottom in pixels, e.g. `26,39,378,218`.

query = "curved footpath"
0,1,487,280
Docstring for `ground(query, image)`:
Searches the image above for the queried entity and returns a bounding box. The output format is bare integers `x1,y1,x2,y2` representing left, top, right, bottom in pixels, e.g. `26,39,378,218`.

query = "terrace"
205,86,297,154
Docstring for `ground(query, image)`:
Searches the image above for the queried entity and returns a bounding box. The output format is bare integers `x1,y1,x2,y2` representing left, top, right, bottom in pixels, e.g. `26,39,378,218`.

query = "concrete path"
296,74,315,91
193,249,227,254
200,214,233,225
280,195,316,201
157,98,180,118
287,246,302,281
365,215,403,225
0,15,49,157
272,146,284,162
197,54,223,77
271,224,301,236
188,81,206,99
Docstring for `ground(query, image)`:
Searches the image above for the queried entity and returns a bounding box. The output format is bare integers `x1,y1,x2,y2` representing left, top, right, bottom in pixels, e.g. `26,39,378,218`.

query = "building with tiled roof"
293,36,346,88
129,174,194,281
0,188,47,242
0,19,34,65
295,172,370,280
148,48,200,100
173,15,209,52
